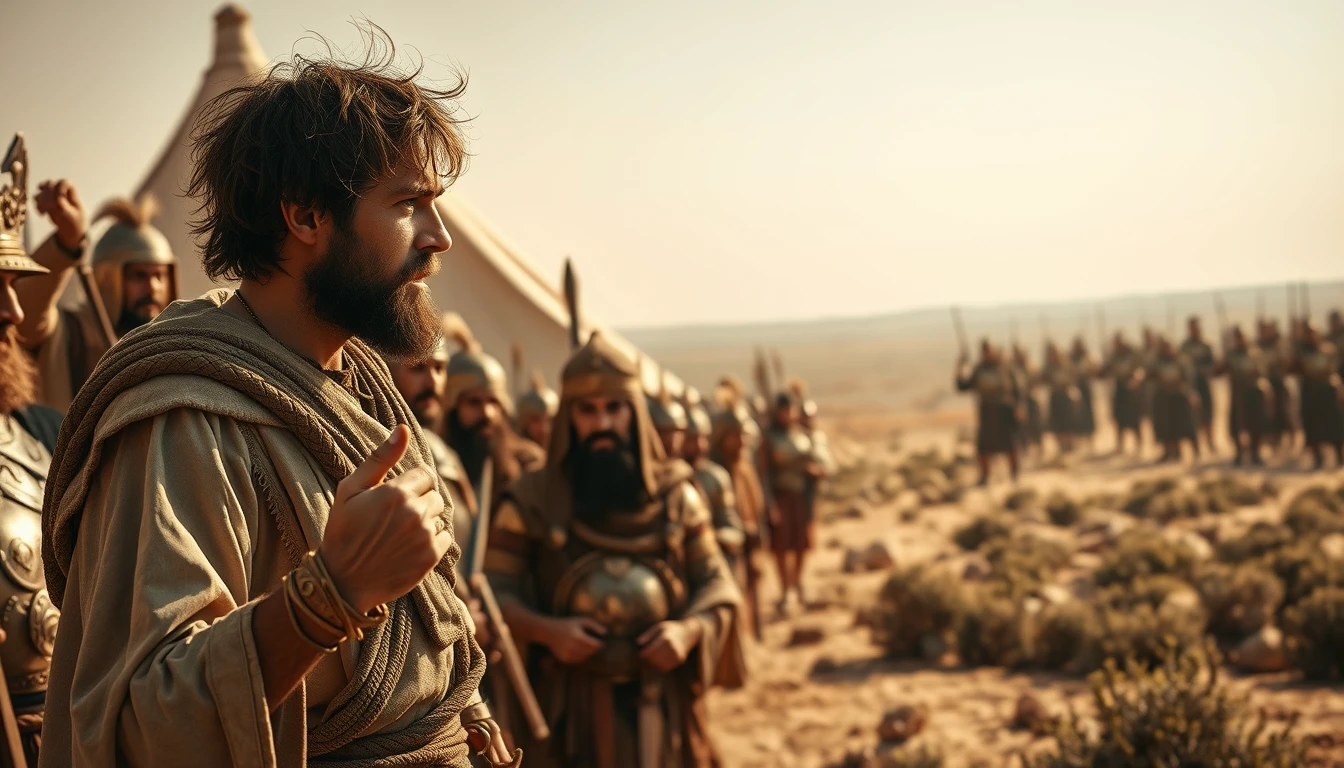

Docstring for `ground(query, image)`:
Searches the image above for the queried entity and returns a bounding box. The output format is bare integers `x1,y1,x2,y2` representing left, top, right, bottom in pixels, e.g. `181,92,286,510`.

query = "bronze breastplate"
0,415,58,695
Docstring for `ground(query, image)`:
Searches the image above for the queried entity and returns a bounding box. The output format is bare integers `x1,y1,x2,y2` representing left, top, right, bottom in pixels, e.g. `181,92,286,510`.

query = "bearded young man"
39,39,515,768
483,333,745,768
17,184,177,413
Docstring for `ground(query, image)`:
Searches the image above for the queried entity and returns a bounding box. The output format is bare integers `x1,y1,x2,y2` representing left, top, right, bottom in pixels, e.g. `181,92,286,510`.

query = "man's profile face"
455,388,504,433
571,394,632,450
656,427,685,460
391,357,447,427
719,428,744,460
121,263,172,326
521,413,551,448
305,161,450,359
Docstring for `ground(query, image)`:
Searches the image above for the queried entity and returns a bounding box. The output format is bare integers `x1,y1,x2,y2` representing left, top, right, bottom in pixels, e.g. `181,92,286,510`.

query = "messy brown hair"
188,23,469,282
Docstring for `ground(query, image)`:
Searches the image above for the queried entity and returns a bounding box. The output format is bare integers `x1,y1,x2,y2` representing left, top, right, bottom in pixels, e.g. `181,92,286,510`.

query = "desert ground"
625,326,1344,768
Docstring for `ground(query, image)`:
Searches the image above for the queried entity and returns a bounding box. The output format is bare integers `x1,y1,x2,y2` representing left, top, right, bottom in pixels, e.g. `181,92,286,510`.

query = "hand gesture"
34,179,86,250
319,425,450,614
638,619,702,673
545,616,606,664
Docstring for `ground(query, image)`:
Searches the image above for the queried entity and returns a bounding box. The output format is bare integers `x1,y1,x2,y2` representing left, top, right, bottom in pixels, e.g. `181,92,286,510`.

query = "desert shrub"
1283,487,1344,536
1084,577,1207,672
957,591,1026,668
953,514,1012,552
1094,530,1200,588
1198,474,1268,509
982,535,1071,597
1194,562,1284,640
1044,492,1082,527
1120,477,1180,517
1023,600,1098,673
1215,522,1296,565
1024,644,1308,767
1004,487,1040,512
879,744,944,768
871,566,971,659
1284,586,1344,680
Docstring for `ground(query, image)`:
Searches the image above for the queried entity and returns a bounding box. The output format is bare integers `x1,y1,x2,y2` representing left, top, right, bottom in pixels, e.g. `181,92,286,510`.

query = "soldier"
483,333,745,768
1289,323,1344,469
16,186,177,413
1068,337,1098,450
1010,344,1044,461
1330,310,1344,376
1217,325,1271,466
955,339,1020,484
515,370,558,451
0,137,60,766
761,390,827,612
1140,326,1160,444
1258,318,1294,452
709,381,767,639
1180,316,1217,453
1149,336,1200,463
646,389,688,461
1100,332,1146,456
792,380,836,524
1042,342,1081,455
440,313,546,512
682,397,748,595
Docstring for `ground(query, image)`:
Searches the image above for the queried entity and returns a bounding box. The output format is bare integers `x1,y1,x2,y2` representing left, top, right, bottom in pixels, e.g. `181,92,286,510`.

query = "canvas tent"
130,4,681,397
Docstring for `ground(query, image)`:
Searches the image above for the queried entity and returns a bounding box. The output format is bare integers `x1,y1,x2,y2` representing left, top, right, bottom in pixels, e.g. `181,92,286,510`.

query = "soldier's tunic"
955,361,1020,455
1294,343,1344,449
691,458,746,580
1181,338,1216,429
1070,352,1097,437
1150,354,1198,445
1103,348,1144,432
1011,361,1043,450
1223,347,1270,442
0,411,60,766
762,423,819,554
1258,334,1294,440
1042,361,1081,437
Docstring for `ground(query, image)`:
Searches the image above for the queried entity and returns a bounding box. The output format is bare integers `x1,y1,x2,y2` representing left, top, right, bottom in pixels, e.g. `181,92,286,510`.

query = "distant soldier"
761,391,826,612
1140,326,1160,442
1010,344,1044,460
683,397,748,592
17,186,177,413
1180,316,1217,453
515,370,559,452
1149,336,1200,463
1101,332,1146,456
647,389,689,461
956,339,1020,484
1330,310,1344,376
709,381,767,638
1289,323,1344,469
1042,342,1082,455
1069,336,1098,450
1217,325,1271,466
1258,319,1294,451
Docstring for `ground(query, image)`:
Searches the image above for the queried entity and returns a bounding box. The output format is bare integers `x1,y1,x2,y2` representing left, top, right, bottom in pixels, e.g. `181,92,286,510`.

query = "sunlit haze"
9,0,1343,327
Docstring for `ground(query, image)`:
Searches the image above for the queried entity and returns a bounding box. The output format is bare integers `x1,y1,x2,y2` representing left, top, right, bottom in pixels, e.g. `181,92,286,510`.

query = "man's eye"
400,198,418,209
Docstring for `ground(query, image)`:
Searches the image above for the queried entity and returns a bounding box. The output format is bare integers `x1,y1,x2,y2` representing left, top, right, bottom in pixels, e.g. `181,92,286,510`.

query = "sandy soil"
706,411,1344,768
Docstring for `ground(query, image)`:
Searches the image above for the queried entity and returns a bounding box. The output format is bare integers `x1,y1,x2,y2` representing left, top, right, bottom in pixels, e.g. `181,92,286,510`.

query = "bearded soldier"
17,187,176,413
1149,336,1200,463
1217,325,1271,466
1010,344,1044,461
0,134,61,766
1042,342,1082,455
1257,319,1295,452
1101,332,1145,456
440,314,545,513
39,42,515,767
1068,337,1098,450
1180,316,1217,453
1290,323,1344,469
515,371,558,451
956,339,1020,484
483,333,745,768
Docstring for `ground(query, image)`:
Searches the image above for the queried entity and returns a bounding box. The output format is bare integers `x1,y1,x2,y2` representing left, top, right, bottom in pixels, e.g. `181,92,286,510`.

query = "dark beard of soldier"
304,221,440,360
447,408,492,490
0,325,37,415
117,295,160,335
571,430,644,524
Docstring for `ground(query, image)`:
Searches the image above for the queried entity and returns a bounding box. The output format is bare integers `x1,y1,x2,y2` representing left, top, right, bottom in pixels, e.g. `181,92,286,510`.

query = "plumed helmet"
90,194,177,318
441,312,513,414
0,134,46,278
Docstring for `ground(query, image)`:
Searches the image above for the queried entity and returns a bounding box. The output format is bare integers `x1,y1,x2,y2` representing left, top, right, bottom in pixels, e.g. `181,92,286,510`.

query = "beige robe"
40,297,482,767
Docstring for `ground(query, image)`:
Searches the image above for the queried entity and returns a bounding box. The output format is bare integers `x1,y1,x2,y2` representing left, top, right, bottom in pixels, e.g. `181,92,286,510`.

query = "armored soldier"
955,339,1020,484
441,313,545,512
1217,325,1271,466
16,185,177,413
1289,323,1344,469
1180,316,1217,453
709,382,766,639
1010,345,1044,461
0,136,59,766
515,371,558,451
1330,310,1344,376
1257,319,1294,451
1149,337,1200,463
761,391,826,612
1041,342,1082,455
484,333,745,768
682,398,748,593
646,391,688,461
1068,337,1098,450
1101,332,1146,456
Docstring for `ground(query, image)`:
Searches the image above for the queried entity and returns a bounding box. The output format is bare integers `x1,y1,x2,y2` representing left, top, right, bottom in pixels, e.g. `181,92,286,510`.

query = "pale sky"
7,0,1344,328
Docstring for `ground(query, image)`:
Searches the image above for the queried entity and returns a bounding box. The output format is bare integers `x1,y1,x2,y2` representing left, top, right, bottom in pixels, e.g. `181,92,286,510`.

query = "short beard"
305,222,440,359
570,432,644,523
0,326,38,414
447,410,491,489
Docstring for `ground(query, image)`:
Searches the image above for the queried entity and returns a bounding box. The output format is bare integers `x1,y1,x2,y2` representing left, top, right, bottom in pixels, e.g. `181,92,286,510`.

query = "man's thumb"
347,424,410,492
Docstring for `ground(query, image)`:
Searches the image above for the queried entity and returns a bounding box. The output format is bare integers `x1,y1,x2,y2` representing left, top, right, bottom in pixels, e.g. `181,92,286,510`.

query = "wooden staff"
951,306,968,357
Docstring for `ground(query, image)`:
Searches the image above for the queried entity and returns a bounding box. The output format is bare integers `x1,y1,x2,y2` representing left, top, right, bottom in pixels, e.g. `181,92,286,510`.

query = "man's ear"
279,200,331,247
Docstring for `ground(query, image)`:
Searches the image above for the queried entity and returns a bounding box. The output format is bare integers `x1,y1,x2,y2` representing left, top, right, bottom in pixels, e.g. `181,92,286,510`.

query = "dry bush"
1197,474,1270,509
953,514,1013,552
1094,530,1200,588
1024,644,1308,767
1194,562,1284,641
981,535,1071,597
1044,492,1083,527
1023,600,1099,673
1215,522,1296,565
1284,586,1344,681
1004,487,1040,512
957,591,1026,668
1120,477,1180,517
1283,486,1344,536
871,566,971,659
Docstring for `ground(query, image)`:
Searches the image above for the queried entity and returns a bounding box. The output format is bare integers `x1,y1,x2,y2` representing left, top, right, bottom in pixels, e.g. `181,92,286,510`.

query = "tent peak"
210,4,263,76
215,4,251,26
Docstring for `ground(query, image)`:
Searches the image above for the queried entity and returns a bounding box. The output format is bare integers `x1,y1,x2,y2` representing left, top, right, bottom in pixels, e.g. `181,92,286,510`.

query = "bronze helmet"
90,194,177,320
516,370,559,426
646,392,687,432
0,134,48,278
683,391,712,439
440,312,513,415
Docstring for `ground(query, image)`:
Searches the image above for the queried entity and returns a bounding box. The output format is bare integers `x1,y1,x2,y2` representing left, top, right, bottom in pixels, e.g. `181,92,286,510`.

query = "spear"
951,306,969,357
562,258,580,350
1287,282,1297,323
1300,282,1311,325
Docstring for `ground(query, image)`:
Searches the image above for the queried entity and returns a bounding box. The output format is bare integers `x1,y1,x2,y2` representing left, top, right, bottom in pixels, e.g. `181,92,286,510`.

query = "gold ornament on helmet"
90,194,178,320
0,133,48,277
441,312,513,414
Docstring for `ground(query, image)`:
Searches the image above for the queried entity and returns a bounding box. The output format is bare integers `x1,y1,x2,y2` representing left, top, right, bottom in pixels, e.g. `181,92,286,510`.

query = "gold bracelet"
292,557,346,636
286,570,346,640
308,550,389,641
281,574,340,654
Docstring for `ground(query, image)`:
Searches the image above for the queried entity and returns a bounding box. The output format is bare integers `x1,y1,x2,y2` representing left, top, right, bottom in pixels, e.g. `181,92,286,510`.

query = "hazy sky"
8,0,1344,327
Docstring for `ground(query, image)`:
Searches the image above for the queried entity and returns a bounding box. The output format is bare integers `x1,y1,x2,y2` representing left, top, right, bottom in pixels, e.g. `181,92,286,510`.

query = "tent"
134,4,681,397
